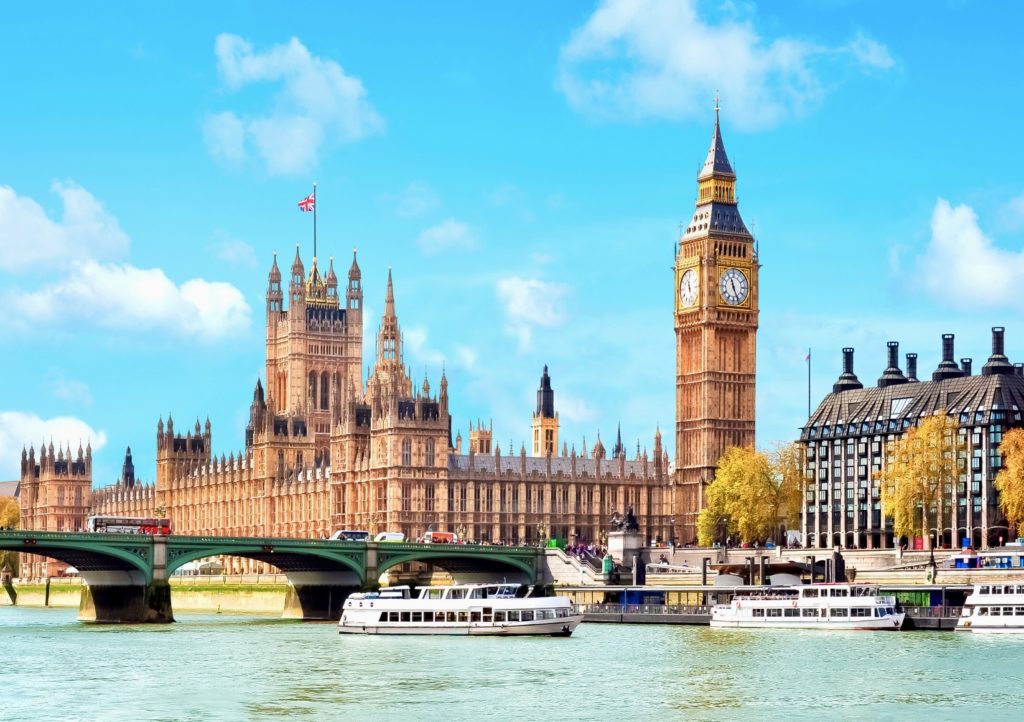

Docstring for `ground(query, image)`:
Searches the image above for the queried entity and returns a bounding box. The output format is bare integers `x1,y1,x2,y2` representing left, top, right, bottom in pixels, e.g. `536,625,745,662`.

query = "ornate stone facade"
17,443,92,577
80,251,673,565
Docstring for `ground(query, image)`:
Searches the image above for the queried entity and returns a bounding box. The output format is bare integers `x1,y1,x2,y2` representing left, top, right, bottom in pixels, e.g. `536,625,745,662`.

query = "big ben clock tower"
674,100,759,543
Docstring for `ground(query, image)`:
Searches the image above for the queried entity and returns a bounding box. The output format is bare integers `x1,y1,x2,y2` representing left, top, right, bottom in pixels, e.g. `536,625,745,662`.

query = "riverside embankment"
1,575,290,614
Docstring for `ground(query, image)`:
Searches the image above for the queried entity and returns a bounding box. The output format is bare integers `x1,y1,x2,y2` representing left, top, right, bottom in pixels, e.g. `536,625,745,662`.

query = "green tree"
996,428,1024,535
696,444,803,547
0,497,20,575
877,414,965,548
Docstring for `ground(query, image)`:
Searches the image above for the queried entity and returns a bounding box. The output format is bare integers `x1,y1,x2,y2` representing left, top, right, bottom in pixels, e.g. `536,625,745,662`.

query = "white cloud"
454,345,478,372
206,33,383,175
403,325,447,368
557,0,893,129
49,375,93,406
998,191,1024,232
496,276,570,350
202,111,246,165
845,31,895,71
393,181,440,218
208,230,258,267
0,411,107,478
915,198,1024,310
9,260,251,339
556,391,599,424
0,182,129,272
416,219,477,254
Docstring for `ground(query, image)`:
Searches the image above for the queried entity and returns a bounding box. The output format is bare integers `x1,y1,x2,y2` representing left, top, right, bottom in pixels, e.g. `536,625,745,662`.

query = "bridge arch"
164,540,366,583
0,534,152,581
375,547,536,581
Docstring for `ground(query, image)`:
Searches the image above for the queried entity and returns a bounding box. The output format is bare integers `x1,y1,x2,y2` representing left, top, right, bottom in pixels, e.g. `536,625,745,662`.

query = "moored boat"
956,582,1024,633
710,583,904,630
338,583,583,636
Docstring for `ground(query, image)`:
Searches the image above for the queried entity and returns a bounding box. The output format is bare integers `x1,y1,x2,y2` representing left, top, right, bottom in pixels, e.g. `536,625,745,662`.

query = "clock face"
678,269,698,307
719,268,749,305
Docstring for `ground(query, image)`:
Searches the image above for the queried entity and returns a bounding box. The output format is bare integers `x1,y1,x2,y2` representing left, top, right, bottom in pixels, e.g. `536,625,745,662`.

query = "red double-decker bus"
86,516,172,535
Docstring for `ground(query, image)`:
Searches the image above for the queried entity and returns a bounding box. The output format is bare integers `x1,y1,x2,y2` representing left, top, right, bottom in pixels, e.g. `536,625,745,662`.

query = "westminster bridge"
0,531,542,623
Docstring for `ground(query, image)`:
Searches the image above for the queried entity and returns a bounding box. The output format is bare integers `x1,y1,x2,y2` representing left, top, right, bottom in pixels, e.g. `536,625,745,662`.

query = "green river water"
2,606,1021,721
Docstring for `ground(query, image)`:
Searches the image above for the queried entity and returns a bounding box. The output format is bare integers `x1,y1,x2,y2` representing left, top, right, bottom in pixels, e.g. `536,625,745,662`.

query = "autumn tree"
0,497,20,575
696,444,803,547
996,428,1024,535
877,414,965,548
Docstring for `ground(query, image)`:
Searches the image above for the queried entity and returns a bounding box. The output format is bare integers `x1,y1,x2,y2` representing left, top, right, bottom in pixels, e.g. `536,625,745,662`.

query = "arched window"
426,438,435,466
308,372,317,406
402,438,412,466
320,371,329,410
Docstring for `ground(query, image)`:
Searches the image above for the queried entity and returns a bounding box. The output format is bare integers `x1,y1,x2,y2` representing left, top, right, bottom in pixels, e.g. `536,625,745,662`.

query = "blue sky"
2,1,1024,487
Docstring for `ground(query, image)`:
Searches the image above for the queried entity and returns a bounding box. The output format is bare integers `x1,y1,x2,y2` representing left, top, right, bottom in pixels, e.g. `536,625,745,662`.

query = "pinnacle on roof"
268,251,281,282
349,248,361,280
325,256,337,284
290,243,304,277
384,267,395,317
697,95,735,180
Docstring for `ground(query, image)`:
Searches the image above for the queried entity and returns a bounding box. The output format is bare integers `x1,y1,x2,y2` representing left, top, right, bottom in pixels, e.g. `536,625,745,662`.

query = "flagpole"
807,347,812,419
313,182,317,260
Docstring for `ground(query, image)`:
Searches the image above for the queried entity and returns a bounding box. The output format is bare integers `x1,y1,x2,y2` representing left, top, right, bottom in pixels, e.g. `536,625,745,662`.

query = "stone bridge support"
281,571,362,620
79,537,172,623
78,570,173,623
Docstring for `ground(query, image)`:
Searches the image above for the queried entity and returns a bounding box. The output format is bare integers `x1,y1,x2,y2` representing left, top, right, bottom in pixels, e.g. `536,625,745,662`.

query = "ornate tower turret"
531,365,559,457
267,252,283,316
673,96,759,543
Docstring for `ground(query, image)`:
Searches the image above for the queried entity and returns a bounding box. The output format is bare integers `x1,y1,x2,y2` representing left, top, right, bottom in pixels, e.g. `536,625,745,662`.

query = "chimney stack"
933,333,965,381
1015,363,1024,377
982,326,1014,376
878,341,908,388
832,347,864,393
961,358,973,376
906,353,919,382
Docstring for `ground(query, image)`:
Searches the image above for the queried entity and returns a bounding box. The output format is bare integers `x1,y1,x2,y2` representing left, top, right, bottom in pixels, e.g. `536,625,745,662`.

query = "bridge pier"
77,571,174,624
281,572,360,621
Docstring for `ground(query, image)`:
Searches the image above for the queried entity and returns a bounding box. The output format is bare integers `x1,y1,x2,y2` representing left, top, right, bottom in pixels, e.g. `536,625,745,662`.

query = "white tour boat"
956,582,1024,633
710,583,905,630
338,583,583,636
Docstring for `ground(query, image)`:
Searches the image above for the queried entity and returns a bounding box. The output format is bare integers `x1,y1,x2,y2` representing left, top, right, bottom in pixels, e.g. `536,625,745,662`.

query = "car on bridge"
329,530,370,542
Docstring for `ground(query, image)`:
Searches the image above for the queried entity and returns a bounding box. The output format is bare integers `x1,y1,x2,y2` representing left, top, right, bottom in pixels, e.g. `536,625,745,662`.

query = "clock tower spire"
673,101,759,544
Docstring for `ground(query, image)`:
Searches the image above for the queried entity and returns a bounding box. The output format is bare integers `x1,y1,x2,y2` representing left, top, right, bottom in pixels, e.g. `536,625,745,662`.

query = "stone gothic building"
82,249,674,557
17,442,93,577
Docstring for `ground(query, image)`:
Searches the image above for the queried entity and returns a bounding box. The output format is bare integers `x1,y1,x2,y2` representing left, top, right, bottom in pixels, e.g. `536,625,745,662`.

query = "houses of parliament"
17,110,759,575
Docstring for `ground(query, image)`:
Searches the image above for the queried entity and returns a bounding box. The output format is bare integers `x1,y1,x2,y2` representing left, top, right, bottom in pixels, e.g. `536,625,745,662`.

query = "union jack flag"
297,192,315,212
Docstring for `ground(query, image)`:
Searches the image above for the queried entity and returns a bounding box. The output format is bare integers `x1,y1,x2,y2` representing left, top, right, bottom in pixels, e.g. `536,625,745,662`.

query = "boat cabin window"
447,588,467,600
412,612,423,623
978,607,989,615
829,588,848,598
401,612,411,622
471,611,481,622
801,608,817,617
494,611,506,622
830,608,849,617
752,609,765,617
980,586,990,594
784,609,799,617
521,610,534,622
802,589,819,598
767,609,782,617
507,611,520,622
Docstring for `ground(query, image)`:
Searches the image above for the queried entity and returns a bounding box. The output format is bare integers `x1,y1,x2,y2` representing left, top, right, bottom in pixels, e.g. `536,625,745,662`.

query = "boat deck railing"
903,605,962,618
574,603,712,616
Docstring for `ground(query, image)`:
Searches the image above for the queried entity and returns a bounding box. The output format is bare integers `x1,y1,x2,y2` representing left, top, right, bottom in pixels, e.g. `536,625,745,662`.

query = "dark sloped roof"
681,201,750,240
802,373,1024,441
698,115,735,180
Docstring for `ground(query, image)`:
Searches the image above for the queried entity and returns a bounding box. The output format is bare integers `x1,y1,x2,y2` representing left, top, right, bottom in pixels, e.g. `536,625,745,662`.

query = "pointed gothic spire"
268,251,281,282
291,243,304,275
384,266,395,318
699,90,735,180
348,248,361,280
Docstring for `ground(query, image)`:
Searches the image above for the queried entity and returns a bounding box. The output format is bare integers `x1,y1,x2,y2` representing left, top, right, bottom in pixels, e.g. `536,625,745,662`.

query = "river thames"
3,607,1022,721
